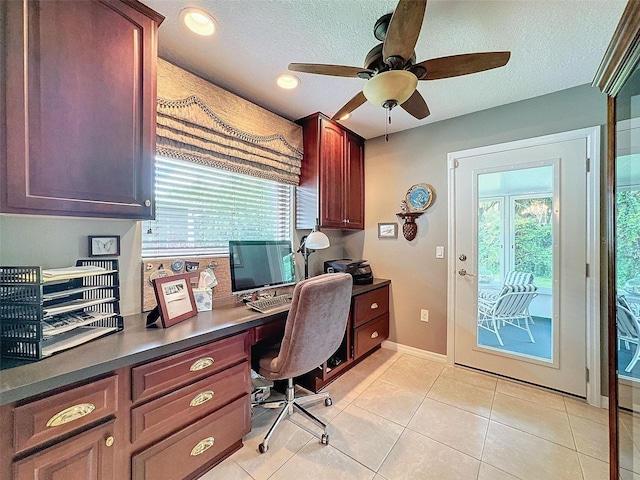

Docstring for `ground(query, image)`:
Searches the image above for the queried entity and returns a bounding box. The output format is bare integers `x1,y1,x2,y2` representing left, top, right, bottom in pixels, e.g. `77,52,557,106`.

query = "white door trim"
446,126,601,405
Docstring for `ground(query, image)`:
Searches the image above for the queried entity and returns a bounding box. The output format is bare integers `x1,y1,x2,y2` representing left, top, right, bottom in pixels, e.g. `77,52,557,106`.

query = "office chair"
254,273,352,453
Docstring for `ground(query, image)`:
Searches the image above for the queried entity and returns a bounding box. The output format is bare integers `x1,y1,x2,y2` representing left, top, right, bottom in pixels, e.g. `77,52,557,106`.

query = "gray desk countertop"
0,278,390,405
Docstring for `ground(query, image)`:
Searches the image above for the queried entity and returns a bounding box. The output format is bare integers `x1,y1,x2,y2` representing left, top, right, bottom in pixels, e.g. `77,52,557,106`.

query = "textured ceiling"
143,0,626,139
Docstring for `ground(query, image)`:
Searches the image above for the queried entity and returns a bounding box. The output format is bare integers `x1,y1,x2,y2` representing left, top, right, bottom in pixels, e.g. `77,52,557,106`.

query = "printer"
324,259,373,285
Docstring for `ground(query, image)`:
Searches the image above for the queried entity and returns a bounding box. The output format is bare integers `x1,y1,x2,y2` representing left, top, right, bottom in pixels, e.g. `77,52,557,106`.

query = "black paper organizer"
0,259,123,361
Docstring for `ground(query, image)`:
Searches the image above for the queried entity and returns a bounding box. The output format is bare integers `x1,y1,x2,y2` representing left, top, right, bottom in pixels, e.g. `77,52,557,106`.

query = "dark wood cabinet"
13,421,117,480
296,113,365,230
1,0,163,219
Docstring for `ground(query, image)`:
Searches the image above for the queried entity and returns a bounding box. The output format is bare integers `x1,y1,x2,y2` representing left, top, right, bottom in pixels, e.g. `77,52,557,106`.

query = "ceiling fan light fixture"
180,8,217,36
276,74,300,90
363,70,418,109
338,113,351,120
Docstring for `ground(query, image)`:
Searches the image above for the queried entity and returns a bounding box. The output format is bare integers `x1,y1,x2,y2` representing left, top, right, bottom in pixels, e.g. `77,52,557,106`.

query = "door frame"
446,126,602,405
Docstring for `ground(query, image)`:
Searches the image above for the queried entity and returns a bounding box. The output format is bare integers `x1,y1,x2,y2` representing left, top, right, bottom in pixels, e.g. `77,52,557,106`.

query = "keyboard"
247,294,291,313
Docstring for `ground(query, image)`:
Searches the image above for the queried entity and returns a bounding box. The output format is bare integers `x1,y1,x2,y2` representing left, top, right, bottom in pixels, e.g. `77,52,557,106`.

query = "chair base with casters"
477,285,538,346
253,378,332,453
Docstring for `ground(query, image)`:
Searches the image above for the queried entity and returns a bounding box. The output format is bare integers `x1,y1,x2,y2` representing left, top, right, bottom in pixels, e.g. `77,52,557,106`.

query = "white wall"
350,84,608,356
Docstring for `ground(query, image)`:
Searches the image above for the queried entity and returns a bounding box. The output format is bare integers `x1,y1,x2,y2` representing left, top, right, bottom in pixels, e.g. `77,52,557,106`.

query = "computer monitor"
229,240,296,294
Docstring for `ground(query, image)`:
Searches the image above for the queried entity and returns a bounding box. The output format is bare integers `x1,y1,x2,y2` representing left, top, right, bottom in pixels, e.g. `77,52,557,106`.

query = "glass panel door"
615,60,640,478
476,167,554,361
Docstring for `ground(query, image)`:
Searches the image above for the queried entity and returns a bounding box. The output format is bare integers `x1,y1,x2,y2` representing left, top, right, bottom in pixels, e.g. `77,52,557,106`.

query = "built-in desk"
0,278,390,480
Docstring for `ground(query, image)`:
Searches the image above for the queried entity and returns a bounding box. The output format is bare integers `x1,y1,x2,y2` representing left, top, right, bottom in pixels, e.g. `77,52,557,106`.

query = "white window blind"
142,156,292,257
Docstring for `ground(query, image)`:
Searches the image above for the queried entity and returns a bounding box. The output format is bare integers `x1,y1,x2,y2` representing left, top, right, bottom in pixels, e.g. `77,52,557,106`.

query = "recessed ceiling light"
276,74,300,90
180,8,217,36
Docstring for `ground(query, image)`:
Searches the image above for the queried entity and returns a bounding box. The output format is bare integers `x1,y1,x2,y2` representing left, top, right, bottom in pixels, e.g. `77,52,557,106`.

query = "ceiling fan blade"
401,90,430,119
382,0,427,65
416,52,511,80
331,91,367,121
288,63,372,78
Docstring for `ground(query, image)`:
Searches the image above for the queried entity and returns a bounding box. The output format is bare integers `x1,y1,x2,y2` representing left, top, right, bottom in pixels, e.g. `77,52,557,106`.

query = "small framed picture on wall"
378,223,398,239
88,235,121,257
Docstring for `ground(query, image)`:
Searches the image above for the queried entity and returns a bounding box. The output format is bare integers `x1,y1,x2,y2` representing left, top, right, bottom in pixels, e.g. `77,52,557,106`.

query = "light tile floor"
199,347,636,480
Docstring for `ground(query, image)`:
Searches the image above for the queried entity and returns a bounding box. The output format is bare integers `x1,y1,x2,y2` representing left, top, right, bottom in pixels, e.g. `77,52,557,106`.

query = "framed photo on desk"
152,273,198,327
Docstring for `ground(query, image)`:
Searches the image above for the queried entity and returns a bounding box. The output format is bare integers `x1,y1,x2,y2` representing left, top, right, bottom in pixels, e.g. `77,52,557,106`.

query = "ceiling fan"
289,0,510,123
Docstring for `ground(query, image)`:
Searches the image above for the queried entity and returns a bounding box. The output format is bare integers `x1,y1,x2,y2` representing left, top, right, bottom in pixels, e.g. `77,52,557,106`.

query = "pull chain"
385,108,390,142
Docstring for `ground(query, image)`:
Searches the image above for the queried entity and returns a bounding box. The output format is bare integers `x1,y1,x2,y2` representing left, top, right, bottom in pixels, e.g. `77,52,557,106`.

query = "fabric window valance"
156,59,303,185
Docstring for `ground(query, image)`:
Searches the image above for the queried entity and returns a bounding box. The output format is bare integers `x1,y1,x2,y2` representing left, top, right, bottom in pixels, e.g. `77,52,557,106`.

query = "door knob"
458,269,475,277
458,254,467,261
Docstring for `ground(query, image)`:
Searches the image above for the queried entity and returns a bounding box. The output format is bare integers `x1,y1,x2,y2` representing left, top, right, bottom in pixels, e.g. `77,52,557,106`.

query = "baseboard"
381,341,447,363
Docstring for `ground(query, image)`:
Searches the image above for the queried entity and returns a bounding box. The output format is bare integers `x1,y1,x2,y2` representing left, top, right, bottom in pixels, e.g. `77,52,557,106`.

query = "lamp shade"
305,230,330,250
363,70,418,108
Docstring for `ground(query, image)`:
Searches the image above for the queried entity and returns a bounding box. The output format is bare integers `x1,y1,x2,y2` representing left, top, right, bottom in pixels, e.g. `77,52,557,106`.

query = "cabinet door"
3,0,161,219
344,132,365,229
13,421,117,480
319,119,346,228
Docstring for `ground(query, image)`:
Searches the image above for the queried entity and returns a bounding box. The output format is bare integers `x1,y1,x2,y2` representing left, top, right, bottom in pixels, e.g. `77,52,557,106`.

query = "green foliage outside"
617,190,640,289
478,197,553,289
514,198,553,288
478,200,501,283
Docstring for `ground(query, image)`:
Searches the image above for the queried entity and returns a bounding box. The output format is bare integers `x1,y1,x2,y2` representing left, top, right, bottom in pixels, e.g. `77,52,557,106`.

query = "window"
142,156,293,257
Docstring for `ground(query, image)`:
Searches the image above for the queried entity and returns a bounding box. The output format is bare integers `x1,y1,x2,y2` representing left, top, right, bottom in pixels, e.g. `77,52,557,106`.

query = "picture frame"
378,222,399,239
152,273,198,327
88,235,121,257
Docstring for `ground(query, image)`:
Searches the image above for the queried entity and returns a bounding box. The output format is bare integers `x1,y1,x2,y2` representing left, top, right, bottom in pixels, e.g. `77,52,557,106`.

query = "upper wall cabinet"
1,0,163,219
296,113,365,230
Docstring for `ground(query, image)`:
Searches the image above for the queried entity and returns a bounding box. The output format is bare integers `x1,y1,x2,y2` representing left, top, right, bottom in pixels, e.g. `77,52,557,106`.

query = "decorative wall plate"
405,183,434,212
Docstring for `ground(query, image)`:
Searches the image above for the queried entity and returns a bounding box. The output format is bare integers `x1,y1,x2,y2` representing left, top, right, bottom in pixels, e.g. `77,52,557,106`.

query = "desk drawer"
132,332,249,403
131,361,250,444
132,395,250,480
354,313,389,359
13,375,117,454
352,286,389,328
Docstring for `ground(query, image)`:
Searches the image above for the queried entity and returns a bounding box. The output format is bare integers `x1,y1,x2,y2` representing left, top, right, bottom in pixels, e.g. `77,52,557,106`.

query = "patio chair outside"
478,284,538,347
617,296,640,373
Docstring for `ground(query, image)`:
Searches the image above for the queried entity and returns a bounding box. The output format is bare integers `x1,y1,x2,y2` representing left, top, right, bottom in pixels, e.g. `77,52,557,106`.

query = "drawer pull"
371,331,379,339
370,303,379,309
105,436,114,447
190,390,215,407
190,357,214,372
46,403,96,427
190,437,215,456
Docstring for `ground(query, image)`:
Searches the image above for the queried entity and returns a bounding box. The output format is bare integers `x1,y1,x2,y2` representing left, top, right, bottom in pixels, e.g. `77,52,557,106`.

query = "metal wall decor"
396,183,435,240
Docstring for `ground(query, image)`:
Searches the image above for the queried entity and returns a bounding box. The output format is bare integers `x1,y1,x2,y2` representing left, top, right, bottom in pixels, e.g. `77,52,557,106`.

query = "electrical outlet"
420,309,429,322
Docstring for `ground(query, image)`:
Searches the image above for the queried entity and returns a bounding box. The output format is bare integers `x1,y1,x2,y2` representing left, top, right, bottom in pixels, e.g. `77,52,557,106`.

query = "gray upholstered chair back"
260,273,352,380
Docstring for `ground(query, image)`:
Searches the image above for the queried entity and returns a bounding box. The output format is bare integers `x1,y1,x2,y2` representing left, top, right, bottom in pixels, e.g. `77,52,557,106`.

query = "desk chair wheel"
321,433,329,445
259,442,269,454
324,397,333,407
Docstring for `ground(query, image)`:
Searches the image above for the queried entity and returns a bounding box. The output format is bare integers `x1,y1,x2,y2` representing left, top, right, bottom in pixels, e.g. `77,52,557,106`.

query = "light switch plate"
436,246,445,258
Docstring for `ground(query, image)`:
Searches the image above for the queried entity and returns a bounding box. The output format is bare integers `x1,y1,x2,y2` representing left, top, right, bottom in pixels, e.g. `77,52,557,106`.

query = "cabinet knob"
190,390,215,407
46,403,96,427
371,331,379,339
346,219,350,223
190,357,214,372
190,437,215,456
370,303,379,309
105,436,115,447
144,199,151,207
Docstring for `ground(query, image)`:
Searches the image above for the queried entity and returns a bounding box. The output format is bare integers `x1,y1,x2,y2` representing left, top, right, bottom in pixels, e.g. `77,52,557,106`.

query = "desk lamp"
298,221,330,279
